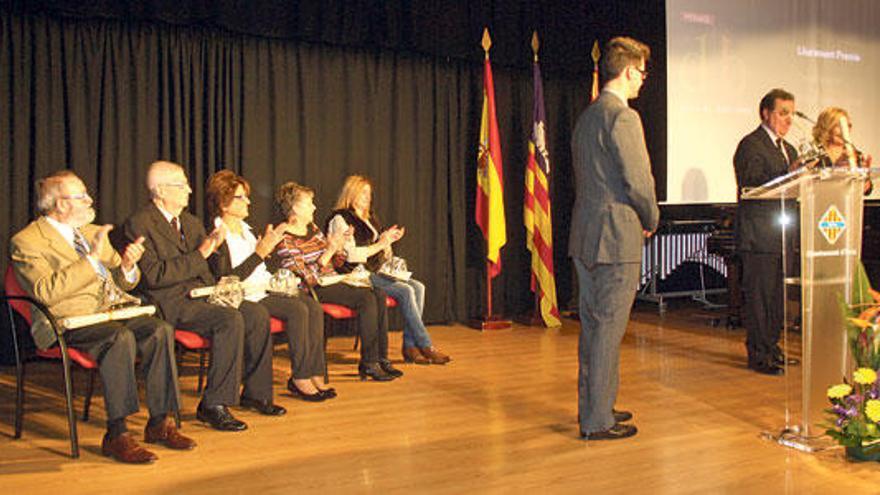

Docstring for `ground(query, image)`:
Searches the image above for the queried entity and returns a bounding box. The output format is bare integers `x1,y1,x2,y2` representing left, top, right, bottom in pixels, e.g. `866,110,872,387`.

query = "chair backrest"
4,265,32,324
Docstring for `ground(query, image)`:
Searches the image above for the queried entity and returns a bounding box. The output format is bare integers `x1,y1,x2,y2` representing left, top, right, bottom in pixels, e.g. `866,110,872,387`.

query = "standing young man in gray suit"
568,37,660,440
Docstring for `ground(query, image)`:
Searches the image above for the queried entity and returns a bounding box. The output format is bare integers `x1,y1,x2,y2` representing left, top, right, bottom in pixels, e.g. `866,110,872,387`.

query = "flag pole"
470,27,511,331
518,31,547,328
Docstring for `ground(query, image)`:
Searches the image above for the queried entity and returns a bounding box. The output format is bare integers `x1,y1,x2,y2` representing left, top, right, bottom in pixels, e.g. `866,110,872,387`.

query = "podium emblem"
818,205,846,245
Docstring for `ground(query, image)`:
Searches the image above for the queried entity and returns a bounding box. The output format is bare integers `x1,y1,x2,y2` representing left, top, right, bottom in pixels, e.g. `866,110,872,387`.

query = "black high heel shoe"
317,387,337,399
358,362,395,381
287,378,327,402
379,359,404,378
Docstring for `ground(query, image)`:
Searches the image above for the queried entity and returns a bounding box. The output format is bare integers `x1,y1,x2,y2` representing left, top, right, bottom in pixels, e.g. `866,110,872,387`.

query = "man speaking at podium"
733,88,800,376
10,170,193,463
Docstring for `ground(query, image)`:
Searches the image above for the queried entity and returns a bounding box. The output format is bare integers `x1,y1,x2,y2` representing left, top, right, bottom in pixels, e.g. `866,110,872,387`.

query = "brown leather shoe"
403,346,430,365
102,432,158,464
144,418,197,450
419,346,451,364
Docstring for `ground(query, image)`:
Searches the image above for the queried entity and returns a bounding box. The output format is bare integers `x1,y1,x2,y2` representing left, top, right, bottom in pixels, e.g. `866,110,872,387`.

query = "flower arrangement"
826,263,880,460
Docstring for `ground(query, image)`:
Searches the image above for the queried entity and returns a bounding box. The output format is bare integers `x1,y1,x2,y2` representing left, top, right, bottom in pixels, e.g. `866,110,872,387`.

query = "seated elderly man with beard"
10,170,194,464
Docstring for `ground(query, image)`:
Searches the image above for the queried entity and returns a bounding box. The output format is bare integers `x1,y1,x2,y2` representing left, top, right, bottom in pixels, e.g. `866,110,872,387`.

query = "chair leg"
14,358,25,439
58,346,80,459
352,333,360,351
174,410,182,429
323,329,330,384
82,369,96,422
8,304,25,439
197,350,206,395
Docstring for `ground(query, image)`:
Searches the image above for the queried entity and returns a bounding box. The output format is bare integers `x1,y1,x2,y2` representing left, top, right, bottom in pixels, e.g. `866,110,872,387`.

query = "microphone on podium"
794,110,816,124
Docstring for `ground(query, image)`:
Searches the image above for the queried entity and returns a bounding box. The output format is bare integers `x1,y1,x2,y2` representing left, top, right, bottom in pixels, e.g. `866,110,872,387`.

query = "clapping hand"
379,225,405,246
88,224,114,255
327,226,353,254
121,236,146,271
199,224,227,258
255,223,287,259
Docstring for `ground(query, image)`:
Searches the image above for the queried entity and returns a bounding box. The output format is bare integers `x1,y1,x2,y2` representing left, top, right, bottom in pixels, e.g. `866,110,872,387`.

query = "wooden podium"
742,166,876,449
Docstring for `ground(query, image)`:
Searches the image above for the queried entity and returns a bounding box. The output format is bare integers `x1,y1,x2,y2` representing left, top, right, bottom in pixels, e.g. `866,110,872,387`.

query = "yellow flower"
850,317,874,329
828,384,853,399
866,400,880,423
854,368,878,385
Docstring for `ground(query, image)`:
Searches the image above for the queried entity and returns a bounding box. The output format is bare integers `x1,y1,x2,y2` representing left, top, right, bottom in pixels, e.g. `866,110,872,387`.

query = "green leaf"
851,261,874,309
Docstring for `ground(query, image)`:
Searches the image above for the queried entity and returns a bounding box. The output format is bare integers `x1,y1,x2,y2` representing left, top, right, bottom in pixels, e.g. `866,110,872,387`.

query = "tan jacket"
10,217,139,349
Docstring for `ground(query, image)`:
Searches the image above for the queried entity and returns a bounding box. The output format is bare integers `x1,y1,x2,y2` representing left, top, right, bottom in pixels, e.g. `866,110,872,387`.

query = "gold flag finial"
591,40,600,64
482,28,492,58
531,31,540,62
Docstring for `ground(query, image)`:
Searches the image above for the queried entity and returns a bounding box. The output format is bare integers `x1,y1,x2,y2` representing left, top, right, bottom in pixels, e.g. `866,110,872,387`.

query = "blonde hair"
333,175,373,212
812,107,850,147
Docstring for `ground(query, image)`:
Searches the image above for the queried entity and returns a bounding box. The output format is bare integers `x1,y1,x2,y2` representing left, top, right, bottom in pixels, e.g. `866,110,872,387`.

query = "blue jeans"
370,274,431,349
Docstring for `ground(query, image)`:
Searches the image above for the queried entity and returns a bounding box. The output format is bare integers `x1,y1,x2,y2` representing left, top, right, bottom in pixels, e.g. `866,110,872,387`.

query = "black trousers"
740,251,784,365
64,315,180,423
313,284,388,364
260,294,325,379
174,300,274,406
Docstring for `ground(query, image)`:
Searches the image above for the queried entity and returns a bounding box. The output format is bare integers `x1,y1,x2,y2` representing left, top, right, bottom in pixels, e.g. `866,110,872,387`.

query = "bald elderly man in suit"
10,170,194,463
568,37,660,441
123,160,285,433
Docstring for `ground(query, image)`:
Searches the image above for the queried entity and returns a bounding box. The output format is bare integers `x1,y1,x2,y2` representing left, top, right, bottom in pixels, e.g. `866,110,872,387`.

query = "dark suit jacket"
568,91,660,265
123,202,215,324
733,126,798,254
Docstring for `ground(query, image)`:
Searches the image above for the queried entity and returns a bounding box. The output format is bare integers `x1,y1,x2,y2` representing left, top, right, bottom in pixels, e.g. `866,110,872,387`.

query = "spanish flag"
475,30,506,279
591,40,600,102
524,37,560,327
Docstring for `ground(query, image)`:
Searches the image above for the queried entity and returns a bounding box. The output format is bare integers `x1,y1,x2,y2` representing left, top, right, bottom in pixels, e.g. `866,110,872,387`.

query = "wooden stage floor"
2,302,879,494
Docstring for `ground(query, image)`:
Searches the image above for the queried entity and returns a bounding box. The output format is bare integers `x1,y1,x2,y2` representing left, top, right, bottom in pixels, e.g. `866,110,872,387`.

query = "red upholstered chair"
173,329,212,394
176,316,288,395
348,296,397,351
3,266,99,459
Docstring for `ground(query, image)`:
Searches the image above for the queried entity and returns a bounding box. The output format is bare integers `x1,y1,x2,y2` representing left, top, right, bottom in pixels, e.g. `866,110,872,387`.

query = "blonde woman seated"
206,171,334,401
812,107,873,194
327,175,450,365
272,181,402,381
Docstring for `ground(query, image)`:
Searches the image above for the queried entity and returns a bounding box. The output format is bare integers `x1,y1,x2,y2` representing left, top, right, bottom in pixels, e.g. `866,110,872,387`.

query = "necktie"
776,138,789,165
73,230,110,279
171,217,185,244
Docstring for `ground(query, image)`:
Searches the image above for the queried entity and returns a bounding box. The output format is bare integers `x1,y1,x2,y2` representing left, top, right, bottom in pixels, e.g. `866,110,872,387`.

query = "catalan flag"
475,31,506,279
524,48,560,327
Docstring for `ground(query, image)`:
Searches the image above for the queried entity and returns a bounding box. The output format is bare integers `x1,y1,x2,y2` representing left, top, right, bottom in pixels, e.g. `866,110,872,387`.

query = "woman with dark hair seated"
272,181,402,382
327,175,450,365
206,170,334,401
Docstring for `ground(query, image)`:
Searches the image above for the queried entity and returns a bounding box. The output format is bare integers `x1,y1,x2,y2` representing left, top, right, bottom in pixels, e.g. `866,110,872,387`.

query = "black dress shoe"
749,361,784,376
358,362,395,381
240,396,287,416
613,409,633,423
379,359,404,378
582,423,638,440
771,353,800,366
196,403,248,431
286,378,326,402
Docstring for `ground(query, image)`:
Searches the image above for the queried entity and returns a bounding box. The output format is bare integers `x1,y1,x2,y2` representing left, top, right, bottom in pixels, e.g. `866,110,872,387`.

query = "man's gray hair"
36,170,78,215
147,160,185,199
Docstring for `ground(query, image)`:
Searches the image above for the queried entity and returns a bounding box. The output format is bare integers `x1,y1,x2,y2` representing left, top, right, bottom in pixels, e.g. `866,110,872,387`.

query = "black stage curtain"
0,4,666,323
